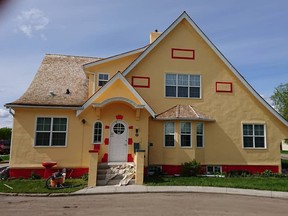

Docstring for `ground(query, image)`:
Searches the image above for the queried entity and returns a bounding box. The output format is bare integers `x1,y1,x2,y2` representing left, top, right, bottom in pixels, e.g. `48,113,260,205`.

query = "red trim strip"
171,48,195,60
215,82,233,93
132,76,150,88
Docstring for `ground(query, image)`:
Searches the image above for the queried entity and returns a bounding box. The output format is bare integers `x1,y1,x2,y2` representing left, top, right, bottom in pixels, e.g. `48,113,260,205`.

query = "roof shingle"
7,54,100,107
155,105,214,121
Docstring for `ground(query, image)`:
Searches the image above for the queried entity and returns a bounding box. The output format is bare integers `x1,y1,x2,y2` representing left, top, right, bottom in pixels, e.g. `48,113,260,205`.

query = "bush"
226,170,251,177
181,160,201,177
81,173,89,181
260,169,274,177
30,172,41,180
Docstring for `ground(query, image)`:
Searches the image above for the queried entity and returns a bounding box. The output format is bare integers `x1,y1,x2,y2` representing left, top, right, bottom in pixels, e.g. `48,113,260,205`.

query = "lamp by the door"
135,127,139,137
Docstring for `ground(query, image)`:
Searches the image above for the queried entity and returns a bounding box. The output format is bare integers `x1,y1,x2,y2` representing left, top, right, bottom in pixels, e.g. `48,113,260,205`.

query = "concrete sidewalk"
72,185,288,199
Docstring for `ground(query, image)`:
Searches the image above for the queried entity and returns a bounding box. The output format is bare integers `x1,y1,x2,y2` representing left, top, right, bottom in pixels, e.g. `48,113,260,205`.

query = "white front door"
109,121,128,162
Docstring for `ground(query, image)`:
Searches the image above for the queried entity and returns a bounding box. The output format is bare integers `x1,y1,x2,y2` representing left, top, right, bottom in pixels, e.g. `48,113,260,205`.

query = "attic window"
98,73,109,87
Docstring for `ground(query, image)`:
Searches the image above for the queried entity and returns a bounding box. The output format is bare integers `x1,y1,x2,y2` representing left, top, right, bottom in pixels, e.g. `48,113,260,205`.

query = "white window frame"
180,122,192,148
92,121,103,144
242,123,267,149
163,122,175,148
165,73,202,99
196,122,204,148
34,116,68,147
98,73,110,87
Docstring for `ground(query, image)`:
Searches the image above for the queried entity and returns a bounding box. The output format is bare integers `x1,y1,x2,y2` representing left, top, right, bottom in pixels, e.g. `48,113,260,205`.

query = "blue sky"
0,0,288,128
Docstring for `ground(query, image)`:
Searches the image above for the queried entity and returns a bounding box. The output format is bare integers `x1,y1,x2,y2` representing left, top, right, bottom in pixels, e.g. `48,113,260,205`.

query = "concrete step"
97,174,124,180
96,179,135,186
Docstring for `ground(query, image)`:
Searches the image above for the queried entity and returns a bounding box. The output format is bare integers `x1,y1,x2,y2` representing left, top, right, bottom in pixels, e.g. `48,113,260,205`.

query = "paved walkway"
72,185,288,199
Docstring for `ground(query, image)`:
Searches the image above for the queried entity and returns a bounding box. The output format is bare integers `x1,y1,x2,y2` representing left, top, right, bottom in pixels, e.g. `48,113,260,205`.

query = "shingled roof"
155,105,215,121
7,54,100,107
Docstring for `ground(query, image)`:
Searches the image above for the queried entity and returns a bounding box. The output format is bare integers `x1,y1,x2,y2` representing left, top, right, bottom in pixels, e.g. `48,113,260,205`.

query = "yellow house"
5,12,288,182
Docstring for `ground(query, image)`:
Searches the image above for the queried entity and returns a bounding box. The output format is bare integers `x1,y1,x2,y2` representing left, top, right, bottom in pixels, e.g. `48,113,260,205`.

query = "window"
165,73,201,98
196,123,204,148
98,73,109,87
113,123,125,135
243,124,266,148
35,117,67,147
207,165,222,174
93,122,103,143
164,122,175,147
180,122,192,147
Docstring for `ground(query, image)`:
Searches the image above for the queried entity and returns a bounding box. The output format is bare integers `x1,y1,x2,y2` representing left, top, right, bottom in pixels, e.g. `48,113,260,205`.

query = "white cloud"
16,8,49,39
0,109,9,118
0,109,13,128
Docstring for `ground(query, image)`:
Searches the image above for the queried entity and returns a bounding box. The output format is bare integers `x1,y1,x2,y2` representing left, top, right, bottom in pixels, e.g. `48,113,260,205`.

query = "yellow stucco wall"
10,108,85,168
86,52,142,97
125,19,288,168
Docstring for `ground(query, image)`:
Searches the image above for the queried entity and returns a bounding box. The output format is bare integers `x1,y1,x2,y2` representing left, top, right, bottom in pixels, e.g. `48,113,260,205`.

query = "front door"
109,121,128,162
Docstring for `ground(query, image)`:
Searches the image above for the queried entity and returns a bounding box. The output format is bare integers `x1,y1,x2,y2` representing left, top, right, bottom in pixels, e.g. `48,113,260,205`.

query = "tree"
270,83,288,121
0,127,12,141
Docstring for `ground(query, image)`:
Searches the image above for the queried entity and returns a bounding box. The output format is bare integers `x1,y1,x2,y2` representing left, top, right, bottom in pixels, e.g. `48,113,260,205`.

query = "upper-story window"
165,73,201,98
98,73,109,87
242,124,266,149
35,117,68,147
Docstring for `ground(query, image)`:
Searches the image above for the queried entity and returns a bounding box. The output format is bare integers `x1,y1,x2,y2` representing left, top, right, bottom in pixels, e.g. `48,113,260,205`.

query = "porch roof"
155,105,215,121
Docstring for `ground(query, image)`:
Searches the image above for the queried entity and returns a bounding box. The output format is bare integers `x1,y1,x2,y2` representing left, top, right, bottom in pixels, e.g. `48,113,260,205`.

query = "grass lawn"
0,178,87,194
281,150,288,154
0,155,9,161
145,176,288,192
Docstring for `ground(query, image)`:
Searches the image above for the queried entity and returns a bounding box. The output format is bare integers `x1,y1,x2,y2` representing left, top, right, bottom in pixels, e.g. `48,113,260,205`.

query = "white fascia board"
122,11,288,127
5,104,82,110
77,72,156,117
83,47,147,70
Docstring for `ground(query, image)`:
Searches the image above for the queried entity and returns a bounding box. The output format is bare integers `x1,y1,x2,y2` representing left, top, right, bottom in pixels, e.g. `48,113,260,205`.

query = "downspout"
9,108,15,117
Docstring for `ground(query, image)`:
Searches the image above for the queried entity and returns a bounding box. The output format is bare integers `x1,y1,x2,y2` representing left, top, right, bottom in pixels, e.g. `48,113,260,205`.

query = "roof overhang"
4,104,83,110
92,97,145,109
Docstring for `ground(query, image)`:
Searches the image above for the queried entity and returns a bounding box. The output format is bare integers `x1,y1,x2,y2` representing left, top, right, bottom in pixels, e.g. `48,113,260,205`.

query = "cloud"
16,8,49,39
0,108,9,118
0,109,12,128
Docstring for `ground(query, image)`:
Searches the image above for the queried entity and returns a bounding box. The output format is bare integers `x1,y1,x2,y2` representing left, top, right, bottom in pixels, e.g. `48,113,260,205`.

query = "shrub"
260,169,274,177
181,160,201,177
81,173,89,181
226,170,251,177
30,172,41,180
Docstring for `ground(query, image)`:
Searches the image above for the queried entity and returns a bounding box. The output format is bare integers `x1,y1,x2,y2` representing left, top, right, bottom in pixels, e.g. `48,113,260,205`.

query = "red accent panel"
101,153,108,163
128,138,133,145
127,154,134,162
171,48,195,60
216,82,233,93
222,165,278,174
132,76,150,88
93,144,101,151
89,150,99,153
129,126,133,129
9,168,88,179
105,125,110,129
104,138,109,145
162,165,181,175
116,115,123,120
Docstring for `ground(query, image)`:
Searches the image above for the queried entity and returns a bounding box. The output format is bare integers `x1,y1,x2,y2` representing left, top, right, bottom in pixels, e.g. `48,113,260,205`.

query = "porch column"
135,150,145,185
88,150,99,187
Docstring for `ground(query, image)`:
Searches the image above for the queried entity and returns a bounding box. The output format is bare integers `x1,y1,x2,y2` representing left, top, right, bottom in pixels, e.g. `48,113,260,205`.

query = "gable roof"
76,72,156,117
122,11,288,127
155,105,215,121
6,54,100,108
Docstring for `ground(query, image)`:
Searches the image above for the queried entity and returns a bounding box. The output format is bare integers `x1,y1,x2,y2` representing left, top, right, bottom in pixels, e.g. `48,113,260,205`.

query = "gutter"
4,104,83,110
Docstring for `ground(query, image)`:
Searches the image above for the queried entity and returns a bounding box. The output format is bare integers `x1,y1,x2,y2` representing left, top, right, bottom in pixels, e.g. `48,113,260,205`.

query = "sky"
0,0,287,128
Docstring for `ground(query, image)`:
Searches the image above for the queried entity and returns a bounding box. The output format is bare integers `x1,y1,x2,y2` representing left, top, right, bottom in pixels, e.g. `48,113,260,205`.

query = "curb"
2,185,288,199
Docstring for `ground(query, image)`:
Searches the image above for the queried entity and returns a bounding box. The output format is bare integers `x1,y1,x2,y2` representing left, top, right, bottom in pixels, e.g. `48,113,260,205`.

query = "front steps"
96,163,135,186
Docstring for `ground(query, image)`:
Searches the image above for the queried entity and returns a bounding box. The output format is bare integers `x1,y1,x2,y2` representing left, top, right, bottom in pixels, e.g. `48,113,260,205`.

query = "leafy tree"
270,83,288,121
0,127,12,141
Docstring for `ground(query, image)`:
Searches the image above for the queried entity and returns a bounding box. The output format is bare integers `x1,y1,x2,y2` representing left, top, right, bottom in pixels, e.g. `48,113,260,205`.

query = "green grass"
0,155,9,161
145,176,288,192
281,150,288,154
0,178,87,194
